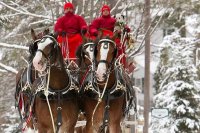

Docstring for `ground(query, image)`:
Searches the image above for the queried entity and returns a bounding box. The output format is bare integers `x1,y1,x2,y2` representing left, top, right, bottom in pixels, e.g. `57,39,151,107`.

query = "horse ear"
31,28,37,40
97,30,103,39
53,32,58,39
44,28,50,35
55,46,65,68
82,34,87,44
75,45,83,66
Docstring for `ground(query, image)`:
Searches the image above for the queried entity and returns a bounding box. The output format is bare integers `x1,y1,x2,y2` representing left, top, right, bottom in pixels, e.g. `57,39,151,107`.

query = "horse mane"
54,43,66,69
44,33,65,69
76,44,83,67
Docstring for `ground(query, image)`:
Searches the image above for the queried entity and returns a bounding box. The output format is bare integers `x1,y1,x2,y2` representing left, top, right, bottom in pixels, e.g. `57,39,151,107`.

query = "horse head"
94,35,118,82
28,28,51,61
76,38,95,68
32,33,63,72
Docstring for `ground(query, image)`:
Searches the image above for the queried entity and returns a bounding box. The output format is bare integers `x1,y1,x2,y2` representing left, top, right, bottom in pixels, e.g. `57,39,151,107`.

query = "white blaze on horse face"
33,38,53,72
96,43,109,82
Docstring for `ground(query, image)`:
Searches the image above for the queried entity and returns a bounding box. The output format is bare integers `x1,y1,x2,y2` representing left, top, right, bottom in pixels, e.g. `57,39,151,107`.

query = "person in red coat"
89,5,130,68
54,2,87,61
89,5,116,37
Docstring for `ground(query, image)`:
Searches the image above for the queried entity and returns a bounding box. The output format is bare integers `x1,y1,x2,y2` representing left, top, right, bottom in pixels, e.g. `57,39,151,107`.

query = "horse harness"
80,38,135,131
80,66,127,131
16,34,79,132
34,35,79,132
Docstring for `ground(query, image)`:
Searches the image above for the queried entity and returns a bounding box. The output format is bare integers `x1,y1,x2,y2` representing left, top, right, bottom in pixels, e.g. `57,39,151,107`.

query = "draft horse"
80,33,134,133
15,28,50,130
31,33,79,133
74,37,96,133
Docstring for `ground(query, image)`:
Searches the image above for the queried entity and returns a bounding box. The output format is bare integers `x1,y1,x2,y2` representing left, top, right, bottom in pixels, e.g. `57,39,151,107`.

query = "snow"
0,69,7,72
176,104,186,114
134,54,159,73
151,32,200,132
194,81,200,90
0,49,3,60
185,14,200,37
0,63,18,74
0,1,199,132
0,42,28,50
151,8,174,17
0,1,51,20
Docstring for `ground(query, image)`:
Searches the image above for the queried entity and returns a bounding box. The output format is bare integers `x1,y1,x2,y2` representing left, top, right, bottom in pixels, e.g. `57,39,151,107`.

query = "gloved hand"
61,31,66,37
81,26,87,35
91,29,98,36
124,26,131,33
56,28,66,37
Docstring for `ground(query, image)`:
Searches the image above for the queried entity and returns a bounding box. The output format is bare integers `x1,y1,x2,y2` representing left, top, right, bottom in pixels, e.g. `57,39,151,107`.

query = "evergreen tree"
151,34,200,133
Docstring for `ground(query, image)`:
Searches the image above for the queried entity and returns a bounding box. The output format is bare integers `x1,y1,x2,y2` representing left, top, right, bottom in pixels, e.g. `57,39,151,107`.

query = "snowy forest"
0,0,200,132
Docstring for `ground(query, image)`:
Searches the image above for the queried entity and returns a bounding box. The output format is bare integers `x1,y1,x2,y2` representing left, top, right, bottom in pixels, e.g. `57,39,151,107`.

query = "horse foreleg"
108,98,124,133
85,120,98,133
37,128,48,133
109,123,122,133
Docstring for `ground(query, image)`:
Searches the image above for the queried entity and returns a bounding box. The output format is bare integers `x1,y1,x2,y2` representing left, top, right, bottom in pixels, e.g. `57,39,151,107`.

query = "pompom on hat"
64,2,74,10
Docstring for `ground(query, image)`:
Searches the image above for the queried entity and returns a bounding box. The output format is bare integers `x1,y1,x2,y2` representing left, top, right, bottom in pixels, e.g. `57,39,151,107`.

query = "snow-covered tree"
151,34,200,133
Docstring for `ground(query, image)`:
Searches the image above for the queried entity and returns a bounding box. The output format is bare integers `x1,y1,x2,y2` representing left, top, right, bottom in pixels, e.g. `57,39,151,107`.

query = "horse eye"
103,44,108,49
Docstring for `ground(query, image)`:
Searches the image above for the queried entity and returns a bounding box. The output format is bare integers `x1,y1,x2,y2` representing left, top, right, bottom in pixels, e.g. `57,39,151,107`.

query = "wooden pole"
143,0,151,132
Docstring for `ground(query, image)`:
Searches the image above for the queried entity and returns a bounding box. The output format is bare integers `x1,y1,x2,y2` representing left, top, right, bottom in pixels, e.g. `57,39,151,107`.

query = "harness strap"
80,67,90,87
99,92,110,132
97,60,109,66
37,49,48,59
98,39,116,46
56,92,62,133
22,94,36,132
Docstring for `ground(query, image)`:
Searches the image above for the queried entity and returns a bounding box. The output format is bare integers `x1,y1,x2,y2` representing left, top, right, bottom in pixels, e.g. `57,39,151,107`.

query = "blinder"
82,42,95,57
36,35,59,61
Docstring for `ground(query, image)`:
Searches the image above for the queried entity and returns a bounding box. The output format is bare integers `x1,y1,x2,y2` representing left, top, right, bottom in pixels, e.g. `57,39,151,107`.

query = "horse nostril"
38,61,43,66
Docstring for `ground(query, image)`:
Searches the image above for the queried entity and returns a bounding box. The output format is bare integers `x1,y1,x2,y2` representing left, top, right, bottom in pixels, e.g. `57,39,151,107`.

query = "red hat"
64,2,74,10
101,5,110,13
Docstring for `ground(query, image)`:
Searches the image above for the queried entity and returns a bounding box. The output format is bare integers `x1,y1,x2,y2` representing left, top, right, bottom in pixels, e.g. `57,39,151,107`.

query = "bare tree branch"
0,42,28,50
0,1,52,20
0,62,18,74
4,16,33,39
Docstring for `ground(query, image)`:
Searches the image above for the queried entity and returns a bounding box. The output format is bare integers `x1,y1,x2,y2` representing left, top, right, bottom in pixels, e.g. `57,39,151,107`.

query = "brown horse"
15,28,50,130
79,34,132,133
74,39,96,133
32,33,79,133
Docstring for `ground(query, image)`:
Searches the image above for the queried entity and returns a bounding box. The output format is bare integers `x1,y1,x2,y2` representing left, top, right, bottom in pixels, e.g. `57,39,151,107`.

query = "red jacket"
54,12,87,34
89,15,116,36
54,12,87,60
